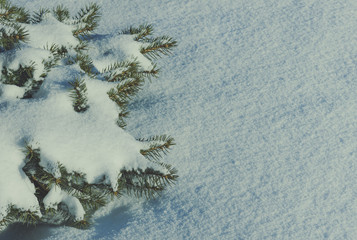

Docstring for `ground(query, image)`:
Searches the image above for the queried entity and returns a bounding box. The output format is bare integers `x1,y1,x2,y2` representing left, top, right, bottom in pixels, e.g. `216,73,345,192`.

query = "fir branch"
120,24,154,41
0,207,13,230
22,145,109,218
23,142,40,162
77,194,108,211
23,79,44,99
0,22,29,51
0,1,30,23
31,8,50,24
138,64,159,81
42,207,57,218
43,43,59,54
0,59,44,99
0,217,9,230
140,36,177,60
0,1,178,231
76,53,96,76
1,62,35,87
57,45,69,57
7,207,40,226
56,163,92,197
119,175,163,199
73,3,101,37
17,9,30,23
69,78,89,113
73,40,88,54
42,44,68,72
157,162,178,181
31,175,50,192
139,135,175,161
70,219,91,229
119,168,177,199
117,110,129,129
48,206,72,224
52,5,70,23
23,144,53,195
103,61,159,82
102,60,139,82
43,54,58,71
107,77,143,108
42,43,61,71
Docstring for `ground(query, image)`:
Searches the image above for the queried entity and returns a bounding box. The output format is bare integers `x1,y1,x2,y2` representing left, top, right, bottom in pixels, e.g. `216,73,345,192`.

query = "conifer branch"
138,64,160,81
120,24,154,41
117,110,129,129
69,78,89,113
31,175,50,192
73,3,100,37
107,89,128,109
43,43,68,59
0,44,47,98
119,167,177,199
139,135,175,161
0,22,29,51
76,53,96,76
107,77,143,108
140,36,177,60
1,62,35,87
0,0,30,23
52,5,70,23
22,144,111,223
70,219,91,229
23,144,54,195
119,171,164,199
23,79,44,99
24,143,40,161
42,43,66,72
102,60,139,82
74,40,88,54
0,206,13,230
1,1,178,231
77,194,108,211
7,207,40,226
31,8,50,24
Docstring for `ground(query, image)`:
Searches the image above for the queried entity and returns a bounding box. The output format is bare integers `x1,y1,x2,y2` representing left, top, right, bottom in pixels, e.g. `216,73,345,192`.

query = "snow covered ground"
1,0,357,239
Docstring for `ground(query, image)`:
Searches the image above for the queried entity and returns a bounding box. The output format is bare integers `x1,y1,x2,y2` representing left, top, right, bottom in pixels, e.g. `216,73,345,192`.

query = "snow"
0,2,165,229
26,14,79,49
4,46,50,80
1,0,357,239
88,34,153,72
0,83,25,99
43,186,85,221
0,135,40,221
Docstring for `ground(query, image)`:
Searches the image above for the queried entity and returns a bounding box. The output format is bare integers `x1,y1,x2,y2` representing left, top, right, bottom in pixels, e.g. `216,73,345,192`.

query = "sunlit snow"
1,0,357,239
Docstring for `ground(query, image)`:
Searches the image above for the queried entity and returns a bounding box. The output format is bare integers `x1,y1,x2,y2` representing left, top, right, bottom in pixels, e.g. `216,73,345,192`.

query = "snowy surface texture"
1,0,357,239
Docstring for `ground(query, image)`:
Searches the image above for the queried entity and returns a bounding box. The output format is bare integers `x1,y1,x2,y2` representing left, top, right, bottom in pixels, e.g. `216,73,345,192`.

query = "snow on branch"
0,0,177,232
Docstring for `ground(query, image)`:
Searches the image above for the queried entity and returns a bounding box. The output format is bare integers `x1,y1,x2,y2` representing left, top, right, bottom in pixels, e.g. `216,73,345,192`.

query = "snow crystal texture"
1,0,357,239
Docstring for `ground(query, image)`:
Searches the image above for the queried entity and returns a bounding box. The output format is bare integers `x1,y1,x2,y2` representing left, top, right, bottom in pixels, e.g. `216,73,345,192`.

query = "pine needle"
69,78,89,113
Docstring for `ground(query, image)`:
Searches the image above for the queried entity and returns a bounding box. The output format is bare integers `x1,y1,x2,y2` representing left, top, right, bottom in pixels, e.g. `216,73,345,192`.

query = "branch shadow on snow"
0,223,54,240
129,92,166,111
0,205,134,240
91,205,133,238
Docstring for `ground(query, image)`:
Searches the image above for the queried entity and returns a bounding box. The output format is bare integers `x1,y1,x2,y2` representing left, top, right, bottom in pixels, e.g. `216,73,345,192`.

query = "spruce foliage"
31,8,50,24
73,3,100,37
0,22,29,51
0,0,177,232
52,5,70,23
69,78,89,113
